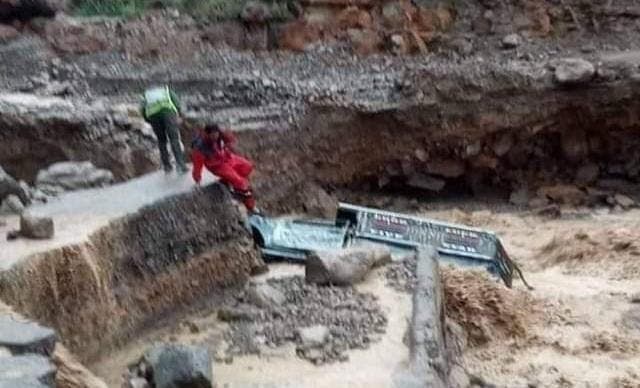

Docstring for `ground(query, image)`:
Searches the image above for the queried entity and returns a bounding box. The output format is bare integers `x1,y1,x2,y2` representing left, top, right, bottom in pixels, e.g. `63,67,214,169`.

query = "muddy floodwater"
90,205,640,388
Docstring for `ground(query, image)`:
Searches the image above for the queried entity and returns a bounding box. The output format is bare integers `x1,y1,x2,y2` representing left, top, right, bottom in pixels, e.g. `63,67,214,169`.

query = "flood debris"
223,276,387,364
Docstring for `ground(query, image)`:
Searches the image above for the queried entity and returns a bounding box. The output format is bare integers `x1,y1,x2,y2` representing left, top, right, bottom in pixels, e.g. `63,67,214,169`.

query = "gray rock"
0,354,56,387
630,293,640,303
297,325,329,347
306,246,391,286
502,34,521,49
1,194,25,214
143,343,213,388
406,173,446,192
246,282,286,309
554,58,595,84
614,194,635,209
0,315,57,355
36,161,114,194
0,166,29,205
19,214,54,239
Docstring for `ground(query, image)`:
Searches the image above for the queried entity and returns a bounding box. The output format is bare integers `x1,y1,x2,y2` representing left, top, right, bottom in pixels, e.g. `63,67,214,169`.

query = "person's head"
203,123,221,140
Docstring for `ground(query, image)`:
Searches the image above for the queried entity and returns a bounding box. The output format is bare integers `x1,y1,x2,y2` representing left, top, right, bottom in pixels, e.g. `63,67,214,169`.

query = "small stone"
493,133,514,156
0,346,11,358
246,282,286,309
537,185,586,206
426,160,465,178
554,58,595,84
217,306,256,322
128,377,150,388
1,194,25,214
406,173,445,192
414,148,428,162
297,325,329,347
19,214,54,239
614,194,635,209
502,33,521,49
630,293,640,303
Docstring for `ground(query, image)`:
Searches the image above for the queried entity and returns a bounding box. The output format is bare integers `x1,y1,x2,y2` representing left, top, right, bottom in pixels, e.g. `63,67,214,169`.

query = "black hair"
204,123,221,134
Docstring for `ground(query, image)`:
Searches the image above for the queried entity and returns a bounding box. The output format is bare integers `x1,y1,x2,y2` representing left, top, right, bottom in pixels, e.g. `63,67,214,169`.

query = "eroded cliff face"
0,183,263,361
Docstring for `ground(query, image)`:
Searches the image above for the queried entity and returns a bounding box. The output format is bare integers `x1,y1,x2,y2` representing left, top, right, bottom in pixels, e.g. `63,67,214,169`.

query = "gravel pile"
223,276,387,364
385,255,417,294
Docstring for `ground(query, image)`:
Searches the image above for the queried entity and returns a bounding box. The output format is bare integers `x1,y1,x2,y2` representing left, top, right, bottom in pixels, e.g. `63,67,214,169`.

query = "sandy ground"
89,205,640,388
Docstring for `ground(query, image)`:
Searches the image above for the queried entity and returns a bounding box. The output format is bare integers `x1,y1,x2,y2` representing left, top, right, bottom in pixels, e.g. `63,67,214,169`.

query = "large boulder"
0,166,29,205
305,246,392,286
0,314,57,355
143,343,213,388
0,0,65,22
35,161,113,195
19,214,54,239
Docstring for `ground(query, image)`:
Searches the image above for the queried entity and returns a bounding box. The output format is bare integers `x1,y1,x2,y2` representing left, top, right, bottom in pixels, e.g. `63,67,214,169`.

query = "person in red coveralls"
191,123,259,213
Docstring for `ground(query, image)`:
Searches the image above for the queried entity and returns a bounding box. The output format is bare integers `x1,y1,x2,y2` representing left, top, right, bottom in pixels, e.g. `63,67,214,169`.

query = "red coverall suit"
191,130,256,211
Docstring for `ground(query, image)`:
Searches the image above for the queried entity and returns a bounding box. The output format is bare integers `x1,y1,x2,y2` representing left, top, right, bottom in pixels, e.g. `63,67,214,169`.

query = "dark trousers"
148,112,186,171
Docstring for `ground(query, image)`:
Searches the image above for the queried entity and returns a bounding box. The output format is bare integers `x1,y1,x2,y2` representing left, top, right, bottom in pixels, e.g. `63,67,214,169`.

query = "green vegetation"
70,0,292,21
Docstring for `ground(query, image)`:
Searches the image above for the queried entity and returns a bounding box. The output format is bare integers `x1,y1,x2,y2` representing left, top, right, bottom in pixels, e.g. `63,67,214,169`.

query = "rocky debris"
52,346,108,388
502,34,521,49
19,214,54,239
246,281,286,309
306,246,391,286
553,58,595,84
0,314,56,355
426,160,465,178
630,293,640,304
35,161,113,195
224,276,387,364
0,354,56,387
1,194,25,214
385,255,417,293
297,325,329,347
0,166,29,205
136,343,213,388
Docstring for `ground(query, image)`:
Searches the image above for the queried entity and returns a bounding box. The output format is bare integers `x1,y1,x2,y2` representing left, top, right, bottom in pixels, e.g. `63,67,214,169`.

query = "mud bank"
0,174,263,362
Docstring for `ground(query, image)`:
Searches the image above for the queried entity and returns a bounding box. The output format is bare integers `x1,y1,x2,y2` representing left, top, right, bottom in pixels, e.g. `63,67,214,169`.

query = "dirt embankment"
0,184,263,362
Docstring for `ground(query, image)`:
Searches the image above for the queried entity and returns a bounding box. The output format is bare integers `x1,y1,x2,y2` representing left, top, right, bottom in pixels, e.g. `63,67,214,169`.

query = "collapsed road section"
0,173,264,362
249,202,523,287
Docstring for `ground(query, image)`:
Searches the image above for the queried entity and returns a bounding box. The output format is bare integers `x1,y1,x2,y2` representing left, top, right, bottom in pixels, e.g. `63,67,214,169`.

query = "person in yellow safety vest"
140,85,188,174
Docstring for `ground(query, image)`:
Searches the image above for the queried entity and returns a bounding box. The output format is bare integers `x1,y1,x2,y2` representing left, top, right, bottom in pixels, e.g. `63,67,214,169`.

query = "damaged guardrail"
249,203,529,288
